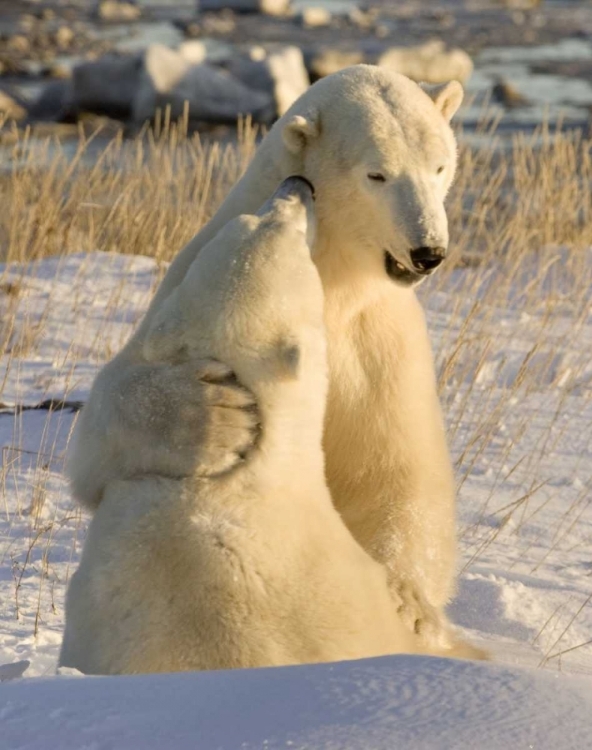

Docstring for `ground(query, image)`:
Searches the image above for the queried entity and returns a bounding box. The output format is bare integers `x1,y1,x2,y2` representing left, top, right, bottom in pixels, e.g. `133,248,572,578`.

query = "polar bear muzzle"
257,175,315,210
384,245,446,286
255,175,316,250
384,251,418,285
286,175,316,199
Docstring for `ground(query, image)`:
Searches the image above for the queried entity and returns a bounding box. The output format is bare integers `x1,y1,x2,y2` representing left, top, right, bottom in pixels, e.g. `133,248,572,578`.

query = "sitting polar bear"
59,178,418,675
66,66,483,657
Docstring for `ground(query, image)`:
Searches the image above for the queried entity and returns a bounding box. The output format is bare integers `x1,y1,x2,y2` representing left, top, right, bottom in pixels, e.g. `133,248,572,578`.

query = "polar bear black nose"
410,246,446,273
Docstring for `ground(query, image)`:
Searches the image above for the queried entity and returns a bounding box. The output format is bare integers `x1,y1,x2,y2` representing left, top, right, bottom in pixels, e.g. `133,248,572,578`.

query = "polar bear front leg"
67,355,259,511
391,580,488,659
349,512,456,651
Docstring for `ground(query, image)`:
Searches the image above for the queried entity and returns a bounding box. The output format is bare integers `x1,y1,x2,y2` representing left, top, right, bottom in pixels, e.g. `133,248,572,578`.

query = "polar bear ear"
421,81,464,123
282,113,320,155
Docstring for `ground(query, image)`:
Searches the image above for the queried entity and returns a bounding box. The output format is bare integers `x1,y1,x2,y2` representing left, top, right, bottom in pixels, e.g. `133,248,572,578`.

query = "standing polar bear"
67,66,475,654
59,178,418,675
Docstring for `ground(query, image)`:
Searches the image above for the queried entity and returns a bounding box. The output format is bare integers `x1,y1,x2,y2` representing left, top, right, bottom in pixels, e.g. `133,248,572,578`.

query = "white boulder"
133,44,275,125
301,7,331,27
224,45,309,117
378,40,473,84
96,0,141,21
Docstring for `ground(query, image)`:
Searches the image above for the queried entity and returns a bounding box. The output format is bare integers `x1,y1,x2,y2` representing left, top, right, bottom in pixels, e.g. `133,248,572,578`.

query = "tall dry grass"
1,115,591,669
0,117,259,265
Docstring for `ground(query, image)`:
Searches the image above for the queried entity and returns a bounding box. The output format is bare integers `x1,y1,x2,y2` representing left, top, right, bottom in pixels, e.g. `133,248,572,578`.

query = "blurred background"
0,0,592,149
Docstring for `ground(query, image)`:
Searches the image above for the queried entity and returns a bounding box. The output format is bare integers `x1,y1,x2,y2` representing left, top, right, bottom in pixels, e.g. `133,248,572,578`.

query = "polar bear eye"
367,172,386,183
437,165,445,175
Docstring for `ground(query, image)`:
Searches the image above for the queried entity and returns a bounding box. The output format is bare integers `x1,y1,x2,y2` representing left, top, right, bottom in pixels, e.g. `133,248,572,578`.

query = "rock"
268,46,309,115
301,7,331,28
247,45,267,62
7,35,31,55
307,48,364,81
377,40,473,84
73,54,143,119
55,26,75,50
348,8,372,30
260,0,288,16
19,14,38,32
201,13,237,35
28,80,76,122
0,661,30,682
179,41,208,65
195,38,235,64
198,0,289,17
503,0,542,7
0,57,27,76
224,45,309,117
172,19,203,39
114,22,184,54
492,79,531,109
45,60,75,79
96,1,142,22
133,44,275,126
0,89,27,121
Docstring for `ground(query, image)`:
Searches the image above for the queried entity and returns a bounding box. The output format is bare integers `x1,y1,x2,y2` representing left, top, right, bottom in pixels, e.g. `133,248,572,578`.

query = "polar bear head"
277,65,463,288
144,177,325,397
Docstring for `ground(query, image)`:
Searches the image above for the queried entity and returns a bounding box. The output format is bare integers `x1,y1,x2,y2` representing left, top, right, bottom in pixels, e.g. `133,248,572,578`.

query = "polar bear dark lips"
384,251,420,285
384,245,447,285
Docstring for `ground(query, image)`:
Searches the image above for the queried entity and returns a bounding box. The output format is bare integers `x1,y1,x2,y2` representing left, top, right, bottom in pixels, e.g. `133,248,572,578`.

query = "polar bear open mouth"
384,251,420,286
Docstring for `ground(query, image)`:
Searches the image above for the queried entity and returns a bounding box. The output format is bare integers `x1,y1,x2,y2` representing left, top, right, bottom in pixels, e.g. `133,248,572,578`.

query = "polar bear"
59,177,418,675
67,66,476,655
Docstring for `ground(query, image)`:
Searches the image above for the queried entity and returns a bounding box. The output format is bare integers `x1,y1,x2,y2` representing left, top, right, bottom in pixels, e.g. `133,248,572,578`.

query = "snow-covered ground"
1,248,591,747
3,654,592,750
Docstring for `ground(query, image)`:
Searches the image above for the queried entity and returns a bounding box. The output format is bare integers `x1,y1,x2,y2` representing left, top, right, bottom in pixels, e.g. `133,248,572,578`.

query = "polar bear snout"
257,176,316,252
258,176,315,217
409,246,447,275
283,175,315,200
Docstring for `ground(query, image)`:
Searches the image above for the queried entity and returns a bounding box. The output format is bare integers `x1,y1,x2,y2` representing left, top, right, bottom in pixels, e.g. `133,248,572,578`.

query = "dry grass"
1,114,592,670
0,116,260,265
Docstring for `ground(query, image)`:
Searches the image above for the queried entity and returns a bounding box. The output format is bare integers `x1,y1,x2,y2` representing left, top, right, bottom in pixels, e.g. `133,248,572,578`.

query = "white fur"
59,181,417,674
67,66,480,655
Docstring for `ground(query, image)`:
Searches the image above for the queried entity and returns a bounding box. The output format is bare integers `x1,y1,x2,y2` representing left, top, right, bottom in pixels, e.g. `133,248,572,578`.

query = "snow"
3,655,592,750
1,249,592,747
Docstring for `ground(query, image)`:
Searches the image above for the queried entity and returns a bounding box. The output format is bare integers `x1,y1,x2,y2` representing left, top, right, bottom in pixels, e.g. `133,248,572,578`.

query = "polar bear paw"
393,581,489,660
123,357,260,478
190,359,260,477
393,581,451,649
